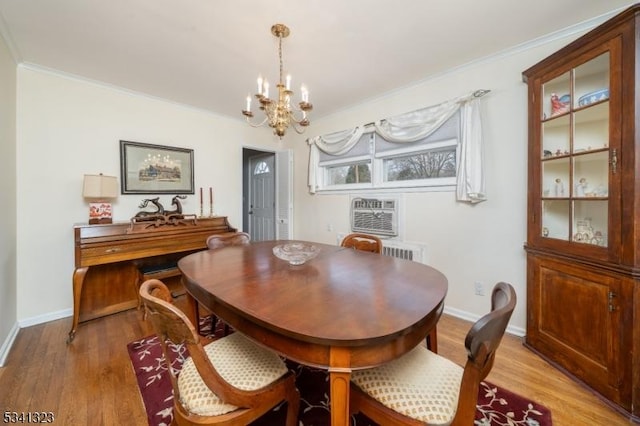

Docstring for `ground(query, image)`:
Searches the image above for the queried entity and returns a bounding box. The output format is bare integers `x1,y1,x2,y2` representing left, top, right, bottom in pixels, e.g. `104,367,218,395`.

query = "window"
327,162,372,185
383,146,456,181
316,111,459,191
307,92,487,203
254,161,270,175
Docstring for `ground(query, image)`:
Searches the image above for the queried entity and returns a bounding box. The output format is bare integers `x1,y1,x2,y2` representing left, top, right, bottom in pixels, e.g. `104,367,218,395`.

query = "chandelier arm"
288,109,309,124
292,123,307,134
244,115,270,128
289,103,303,113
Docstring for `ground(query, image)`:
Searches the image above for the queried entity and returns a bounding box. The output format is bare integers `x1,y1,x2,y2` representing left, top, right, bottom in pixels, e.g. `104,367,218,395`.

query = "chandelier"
242,24,313,138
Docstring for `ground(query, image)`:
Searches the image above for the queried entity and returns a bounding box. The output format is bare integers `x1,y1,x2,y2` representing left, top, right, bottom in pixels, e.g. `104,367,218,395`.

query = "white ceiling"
0,1,635,121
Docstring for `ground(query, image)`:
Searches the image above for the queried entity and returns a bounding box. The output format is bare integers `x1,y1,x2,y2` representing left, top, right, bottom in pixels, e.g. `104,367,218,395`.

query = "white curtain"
307,90,488,202
307,126,365,193
456,97,486,203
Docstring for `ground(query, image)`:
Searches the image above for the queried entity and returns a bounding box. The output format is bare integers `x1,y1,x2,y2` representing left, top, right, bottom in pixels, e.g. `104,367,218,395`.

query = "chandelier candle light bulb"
242,23,313,138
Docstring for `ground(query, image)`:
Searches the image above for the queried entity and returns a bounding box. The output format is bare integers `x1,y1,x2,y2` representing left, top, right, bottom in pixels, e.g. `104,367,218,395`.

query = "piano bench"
135,262,182,312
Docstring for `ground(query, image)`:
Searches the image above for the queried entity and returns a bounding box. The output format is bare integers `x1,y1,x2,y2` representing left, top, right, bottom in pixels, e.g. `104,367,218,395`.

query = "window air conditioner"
350,198,398,237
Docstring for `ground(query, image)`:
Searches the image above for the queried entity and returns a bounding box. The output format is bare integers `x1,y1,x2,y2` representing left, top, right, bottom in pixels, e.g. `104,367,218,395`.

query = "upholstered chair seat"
351,345,463,425
178,332,289,416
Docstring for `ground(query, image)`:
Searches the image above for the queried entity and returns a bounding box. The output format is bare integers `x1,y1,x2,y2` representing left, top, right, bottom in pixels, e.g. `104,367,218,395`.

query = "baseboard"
0,309,73,366
444,306,525,337
17,308,72,328
0,322,20,367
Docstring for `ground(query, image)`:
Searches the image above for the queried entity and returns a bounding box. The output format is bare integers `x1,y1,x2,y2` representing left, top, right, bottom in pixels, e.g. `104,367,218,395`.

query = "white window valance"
373,98,460,143
307,126,368,195
307,89,489,203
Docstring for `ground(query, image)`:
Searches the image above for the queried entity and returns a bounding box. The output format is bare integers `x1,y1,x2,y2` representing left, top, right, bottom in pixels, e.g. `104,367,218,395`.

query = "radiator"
337,234,427,264
382,240,427,264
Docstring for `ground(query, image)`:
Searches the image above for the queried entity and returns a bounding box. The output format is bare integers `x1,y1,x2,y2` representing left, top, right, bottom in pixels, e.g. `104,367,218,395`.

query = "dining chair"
200,231,251,335
206,231,251,249
139,279,300,426
349,281,516,426
340,233,383,254
340,232,440,352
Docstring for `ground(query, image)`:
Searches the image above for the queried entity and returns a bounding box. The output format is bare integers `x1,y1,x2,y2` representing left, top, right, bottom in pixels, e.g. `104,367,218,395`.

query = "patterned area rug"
127,321,552,426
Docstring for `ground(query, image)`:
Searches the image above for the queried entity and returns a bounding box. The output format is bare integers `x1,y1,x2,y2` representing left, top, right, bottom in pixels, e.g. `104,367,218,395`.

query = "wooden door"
249,154,276,241
526,254,629,408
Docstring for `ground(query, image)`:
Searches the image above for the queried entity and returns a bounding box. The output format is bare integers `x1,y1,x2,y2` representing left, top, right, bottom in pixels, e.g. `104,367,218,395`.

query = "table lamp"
83,173,119,224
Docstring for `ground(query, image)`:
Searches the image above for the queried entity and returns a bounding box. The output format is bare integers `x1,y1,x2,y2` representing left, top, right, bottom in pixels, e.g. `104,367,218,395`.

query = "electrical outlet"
474,281,485,296
327,223,333,232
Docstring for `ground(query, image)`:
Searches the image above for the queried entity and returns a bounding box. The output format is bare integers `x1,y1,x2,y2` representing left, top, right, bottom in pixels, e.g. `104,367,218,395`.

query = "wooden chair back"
206,232,251,250
340,233,383,254
453,281,516,425
139,279,299,425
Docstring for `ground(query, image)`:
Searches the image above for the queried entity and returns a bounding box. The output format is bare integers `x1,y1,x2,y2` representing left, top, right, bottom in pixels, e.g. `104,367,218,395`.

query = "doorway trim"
242,147,293,241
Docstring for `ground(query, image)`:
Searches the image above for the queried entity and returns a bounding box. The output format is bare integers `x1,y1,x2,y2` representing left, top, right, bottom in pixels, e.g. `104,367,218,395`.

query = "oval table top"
178,240,448,347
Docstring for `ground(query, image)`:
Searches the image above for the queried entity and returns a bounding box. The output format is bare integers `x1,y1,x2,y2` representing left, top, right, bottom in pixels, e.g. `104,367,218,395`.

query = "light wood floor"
0,301,634,425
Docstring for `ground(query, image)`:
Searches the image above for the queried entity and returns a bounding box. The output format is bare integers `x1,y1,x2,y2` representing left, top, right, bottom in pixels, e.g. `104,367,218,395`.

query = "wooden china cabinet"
522,5,640,420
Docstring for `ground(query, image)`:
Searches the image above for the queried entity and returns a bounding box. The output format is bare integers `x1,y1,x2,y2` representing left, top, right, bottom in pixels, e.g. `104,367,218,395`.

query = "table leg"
185,291,199,329
329,347,351,426
67,267,88,343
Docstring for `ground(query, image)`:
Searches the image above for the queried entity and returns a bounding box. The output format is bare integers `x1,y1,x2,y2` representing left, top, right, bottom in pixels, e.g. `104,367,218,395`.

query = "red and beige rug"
127,321,552,426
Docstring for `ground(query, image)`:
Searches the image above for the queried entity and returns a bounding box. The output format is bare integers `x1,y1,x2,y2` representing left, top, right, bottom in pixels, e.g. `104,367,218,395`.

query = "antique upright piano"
69,216,236,342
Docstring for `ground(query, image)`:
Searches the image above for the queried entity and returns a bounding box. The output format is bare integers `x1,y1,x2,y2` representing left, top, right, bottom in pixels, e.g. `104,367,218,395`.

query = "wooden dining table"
178,240,448,426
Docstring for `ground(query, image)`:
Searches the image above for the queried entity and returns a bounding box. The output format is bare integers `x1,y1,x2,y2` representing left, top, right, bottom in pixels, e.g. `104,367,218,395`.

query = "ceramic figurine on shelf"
575,178,588,197
554,178,565,197
551,93,570,116
594,184,608,197
594,231,604,246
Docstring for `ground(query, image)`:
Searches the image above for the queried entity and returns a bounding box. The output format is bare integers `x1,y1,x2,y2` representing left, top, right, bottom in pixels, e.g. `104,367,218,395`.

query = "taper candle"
209,187,213,217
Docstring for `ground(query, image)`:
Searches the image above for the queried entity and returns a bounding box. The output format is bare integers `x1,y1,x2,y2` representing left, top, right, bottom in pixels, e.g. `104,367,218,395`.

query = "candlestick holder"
209,202,214,217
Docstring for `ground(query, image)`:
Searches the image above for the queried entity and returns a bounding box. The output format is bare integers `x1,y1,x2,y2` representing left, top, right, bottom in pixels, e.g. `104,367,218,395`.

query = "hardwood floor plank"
0,308,634,425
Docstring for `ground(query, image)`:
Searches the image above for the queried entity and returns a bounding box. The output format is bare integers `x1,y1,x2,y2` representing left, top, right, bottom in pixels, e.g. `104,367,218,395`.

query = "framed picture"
119,140,194,194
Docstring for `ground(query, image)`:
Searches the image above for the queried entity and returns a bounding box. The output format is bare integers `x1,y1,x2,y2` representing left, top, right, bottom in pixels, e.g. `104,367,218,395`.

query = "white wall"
7,13,614,336
15,67,276,323
0,30,17,364
288,33,589,333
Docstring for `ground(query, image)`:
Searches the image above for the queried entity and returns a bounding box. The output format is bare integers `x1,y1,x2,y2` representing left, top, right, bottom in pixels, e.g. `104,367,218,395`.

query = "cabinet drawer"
78,233,210,266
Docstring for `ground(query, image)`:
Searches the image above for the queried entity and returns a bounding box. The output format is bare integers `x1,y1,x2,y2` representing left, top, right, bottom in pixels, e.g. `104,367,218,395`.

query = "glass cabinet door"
540,52,610,247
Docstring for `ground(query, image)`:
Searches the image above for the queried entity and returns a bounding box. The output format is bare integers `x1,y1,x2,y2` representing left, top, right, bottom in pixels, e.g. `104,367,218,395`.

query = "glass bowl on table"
272,242,320,265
